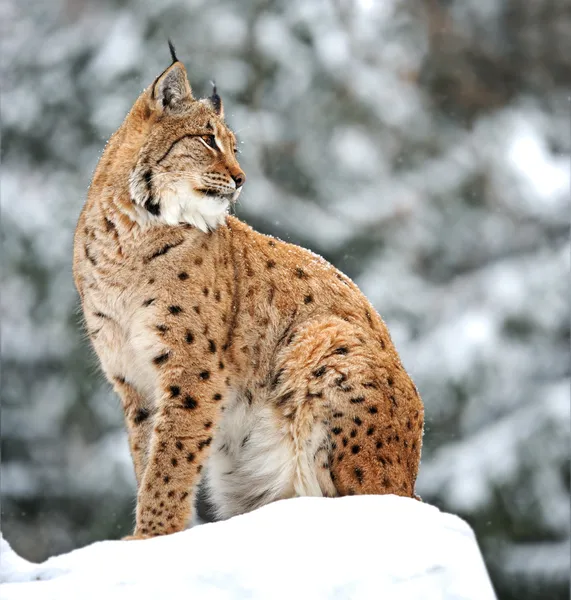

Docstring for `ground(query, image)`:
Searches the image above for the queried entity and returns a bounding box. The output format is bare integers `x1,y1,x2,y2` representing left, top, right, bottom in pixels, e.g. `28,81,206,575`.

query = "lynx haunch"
73,43,424,540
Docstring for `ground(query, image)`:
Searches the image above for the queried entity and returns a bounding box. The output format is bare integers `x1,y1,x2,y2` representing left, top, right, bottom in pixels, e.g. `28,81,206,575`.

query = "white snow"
0,496,496,600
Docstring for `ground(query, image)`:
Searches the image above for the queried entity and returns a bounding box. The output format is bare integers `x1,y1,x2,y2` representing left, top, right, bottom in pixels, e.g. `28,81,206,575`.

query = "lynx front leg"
132,364,227,538
112,377,153,487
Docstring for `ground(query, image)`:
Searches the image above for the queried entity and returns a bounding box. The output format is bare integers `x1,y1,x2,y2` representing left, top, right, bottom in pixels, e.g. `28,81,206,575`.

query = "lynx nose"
232,171,246,189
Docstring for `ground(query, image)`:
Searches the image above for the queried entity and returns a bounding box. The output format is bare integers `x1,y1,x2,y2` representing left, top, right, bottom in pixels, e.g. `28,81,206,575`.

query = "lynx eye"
201,134,217,149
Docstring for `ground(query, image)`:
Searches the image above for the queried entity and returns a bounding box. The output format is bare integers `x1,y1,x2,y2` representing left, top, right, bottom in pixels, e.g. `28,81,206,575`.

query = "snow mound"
0,496,496,599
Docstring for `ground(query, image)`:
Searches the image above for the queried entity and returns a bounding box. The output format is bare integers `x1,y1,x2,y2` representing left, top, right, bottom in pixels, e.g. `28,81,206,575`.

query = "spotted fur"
73,48,424,540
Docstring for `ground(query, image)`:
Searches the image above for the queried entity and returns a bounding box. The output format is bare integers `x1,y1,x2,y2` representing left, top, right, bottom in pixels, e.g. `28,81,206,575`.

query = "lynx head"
127,42,245,232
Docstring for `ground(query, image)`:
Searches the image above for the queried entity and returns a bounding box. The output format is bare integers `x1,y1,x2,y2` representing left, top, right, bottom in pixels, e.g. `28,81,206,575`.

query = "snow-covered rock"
0,496,496,599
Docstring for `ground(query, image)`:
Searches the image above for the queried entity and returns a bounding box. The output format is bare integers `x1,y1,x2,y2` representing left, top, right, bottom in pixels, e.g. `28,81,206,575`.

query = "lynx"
73,43,424,539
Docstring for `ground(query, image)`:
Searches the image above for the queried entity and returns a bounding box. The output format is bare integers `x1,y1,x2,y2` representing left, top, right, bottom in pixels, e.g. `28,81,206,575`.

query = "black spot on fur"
156,324,169,334
144,196,161,216
332,427,343,435
134,409,150,424
145,240,184,263
350,429,357,438
271,368,284,390
342,437,348,447
178,272,189,280
213,393,222,401
276,391,293,407
199,370,210,380
353,416,362,426
366,426,375,436
351,444,360,455
313,366,326,378
355,467,364,484
186,452,195,462
376,441,383,449
335,347,349,355
175,441,183,450
245,389,253,404
169,305,182,315
296,268,305,279
169,385,181,397
368,406,378,414
266,259,276,269
186,330,194,344
387,376,394,387
153,352,170,366
203,287,209,297
171,458,178,467
143,298,155,307
183,395,197,409
163,475,170,483
350,396,365,404
304,294,313,304
198,437,212,450
208,340,216,353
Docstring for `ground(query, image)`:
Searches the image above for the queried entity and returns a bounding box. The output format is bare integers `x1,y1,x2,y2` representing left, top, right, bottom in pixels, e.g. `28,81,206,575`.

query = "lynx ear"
201,81,224,118
152,59,193,112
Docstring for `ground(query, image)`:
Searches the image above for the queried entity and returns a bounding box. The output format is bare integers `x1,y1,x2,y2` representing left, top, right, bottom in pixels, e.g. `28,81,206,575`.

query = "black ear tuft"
209,80,223,116
168,39,178,64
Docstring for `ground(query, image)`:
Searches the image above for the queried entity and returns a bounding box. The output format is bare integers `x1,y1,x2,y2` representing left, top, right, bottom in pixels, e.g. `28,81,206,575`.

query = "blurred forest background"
1,0,569,598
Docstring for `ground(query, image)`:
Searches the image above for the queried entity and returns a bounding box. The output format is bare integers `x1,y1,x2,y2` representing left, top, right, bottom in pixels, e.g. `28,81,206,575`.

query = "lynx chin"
73,42,424,540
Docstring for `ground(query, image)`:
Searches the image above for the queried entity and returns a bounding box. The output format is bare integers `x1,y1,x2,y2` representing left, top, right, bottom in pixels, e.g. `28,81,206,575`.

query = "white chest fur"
84,282,161,403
